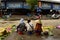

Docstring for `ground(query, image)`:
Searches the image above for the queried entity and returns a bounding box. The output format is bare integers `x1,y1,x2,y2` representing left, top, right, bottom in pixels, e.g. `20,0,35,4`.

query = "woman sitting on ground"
17,18,26,35
25,20,34,35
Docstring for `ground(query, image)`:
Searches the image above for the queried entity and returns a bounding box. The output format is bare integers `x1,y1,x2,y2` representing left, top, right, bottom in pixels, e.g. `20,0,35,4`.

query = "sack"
56,25,60,29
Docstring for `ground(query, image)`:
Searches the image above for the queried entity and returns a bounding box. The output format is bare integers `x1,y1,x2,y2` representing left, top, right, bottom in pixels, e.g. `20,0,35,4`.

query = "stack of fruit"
0,27,5,36
42,26,55,36
0,24,16,40
5,24,16,33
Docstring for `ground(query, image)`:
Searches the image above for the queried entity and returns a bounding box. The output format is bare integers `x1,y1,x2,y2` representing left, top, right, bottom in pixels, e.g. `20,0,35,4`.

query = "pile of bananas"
42,26,55,36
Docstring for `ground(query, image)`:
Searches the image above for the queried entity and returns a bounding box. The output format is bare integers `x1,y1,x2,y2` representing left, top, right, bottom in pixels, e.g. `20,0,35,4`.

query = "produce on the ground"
42,26,54,36
0,24,16,40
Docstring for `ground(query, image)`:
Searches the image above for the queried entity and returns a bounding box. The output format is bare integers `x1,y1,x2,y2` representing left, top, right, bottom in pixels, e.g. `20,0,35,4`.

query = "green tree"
26,0,38,11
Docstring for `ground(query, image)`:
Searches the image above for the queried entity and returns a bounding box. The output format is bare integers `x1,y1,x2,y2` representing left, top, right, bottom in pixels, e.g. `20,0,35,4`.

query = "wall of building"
38,1,60,10
6,2,31,9
0,0,32,15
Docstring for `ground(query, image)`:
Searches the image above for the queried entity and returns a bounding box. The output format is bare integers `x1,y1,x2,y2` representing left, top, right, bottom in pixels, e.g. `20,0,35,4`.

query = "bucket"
18,31,23,35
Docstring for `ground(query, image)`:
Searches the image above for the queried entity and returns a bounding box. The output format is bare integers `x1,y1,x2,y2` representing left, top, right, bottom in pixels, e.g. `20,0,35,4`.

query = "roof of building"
1,0,26,2
38,0,60,3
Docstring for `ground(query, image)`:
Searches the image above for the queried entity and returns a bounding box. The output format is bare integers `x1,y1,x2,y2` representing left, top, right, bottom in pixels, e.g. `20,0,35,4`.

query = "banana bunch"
0,27,5,36
42,26,54,36
42,26,54,32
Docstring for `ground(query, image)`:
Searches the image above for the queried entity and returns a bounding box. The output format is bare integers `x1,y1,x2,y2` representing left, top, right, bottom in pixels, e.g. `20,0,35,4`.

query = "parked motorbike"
51,14,60,19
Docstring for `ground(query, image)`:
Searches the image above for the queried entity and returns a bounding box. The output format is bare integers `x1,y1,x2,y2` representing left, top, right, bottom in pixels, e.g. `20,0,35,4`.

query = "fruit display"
12,25,16,32
6,24,16,32
0,21,19,40
42,26,54,32
0,27,5,36
0,24,16,40
42,26,55,36
0,27,8,40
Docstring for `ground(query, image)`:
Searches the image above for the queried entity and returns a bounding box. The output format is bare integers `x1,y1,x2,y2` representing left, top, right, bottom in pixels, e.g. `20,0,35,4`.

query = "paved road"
4,32,18,40
4,28,60,40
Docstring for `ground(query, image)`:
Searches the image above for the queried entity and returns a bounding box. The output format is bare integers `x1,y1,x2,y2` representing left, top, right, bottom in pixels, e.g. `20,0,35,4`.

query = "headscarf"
20,18,24,24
